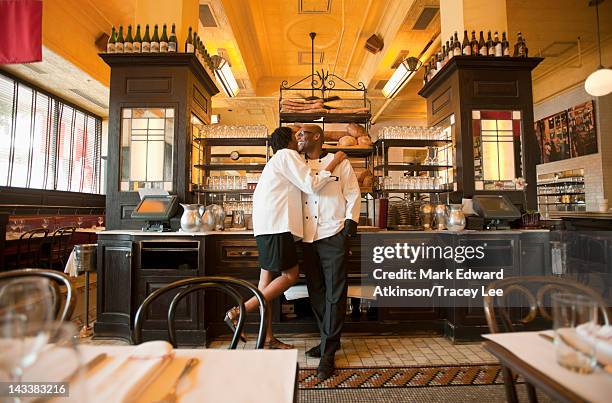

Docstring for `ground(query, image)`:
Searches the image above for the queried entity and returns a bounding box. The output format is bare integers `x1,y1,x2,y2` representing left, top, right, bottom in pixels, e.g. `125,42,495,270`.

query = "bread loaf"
357,136,372,146
346,123,367,138
338,136,357,146
362,176,374,187
324,131,347,141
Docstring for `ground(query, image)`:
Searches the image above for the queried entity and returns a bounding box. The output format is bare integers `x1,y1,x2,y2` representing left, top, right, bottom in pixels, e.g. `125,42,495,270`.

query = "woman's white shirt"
252,149,334,238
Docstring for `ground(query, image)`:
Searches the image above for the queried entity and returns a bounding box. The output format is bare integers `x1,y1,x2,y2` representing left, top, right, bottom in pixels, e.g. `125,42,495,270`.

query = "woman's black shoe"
305,344,321,358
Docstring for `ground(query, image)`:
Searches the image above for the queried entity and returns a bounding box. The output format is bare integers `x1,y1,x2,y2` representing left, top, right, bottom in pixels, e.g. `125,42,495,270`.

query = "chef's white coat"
301,153,361,243
252,149,335,238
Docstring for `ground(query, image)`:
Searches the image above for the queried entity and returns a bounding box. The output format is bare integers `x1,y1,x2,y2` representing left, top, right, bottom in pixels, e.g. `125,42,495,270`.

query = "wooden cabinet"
94,231,552,344
94,238,133,339
100,54,219,230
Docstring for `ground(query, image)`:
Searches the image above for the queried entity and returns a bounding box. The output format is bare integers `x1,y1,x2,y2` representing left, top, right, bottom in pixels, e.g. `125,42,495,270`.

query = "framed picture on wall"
568,100,597,158
540,111,570,163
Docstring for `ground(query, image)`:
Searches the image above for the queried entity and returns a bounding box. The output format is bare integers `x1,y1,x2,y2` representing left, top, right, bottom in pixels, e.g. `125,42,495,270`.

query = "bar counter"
95,228,551,344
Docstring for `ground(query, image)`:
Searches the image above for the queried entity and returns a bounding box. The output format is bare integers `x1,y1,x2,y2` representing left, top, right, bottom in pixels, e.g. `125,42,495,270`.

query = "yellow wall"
532,38,612,103
135,0,198,52
440,0,508,46
42,0,134,86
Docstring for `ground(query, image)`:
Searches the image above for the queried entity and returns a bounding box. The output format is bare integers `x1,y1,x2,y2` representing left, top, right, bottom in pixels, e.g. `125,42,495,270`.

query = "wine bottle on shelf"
486,31,495,56
470,30,479,56
141,24,151,52
453,32,461,56
462,30,471,55
436,51,442,71
478,31,487,56
107,26,116,53
430,56,437,77
442,45,447,63
133,24,142,53
494,31,502,57
515,32,528,57
185,27,194,53
501,32,510,56
151,24,160,52
115,26,124,53
447,38,454,60
168,23,177,52
124,25,133,53
160,24,169,52
423,63,430,85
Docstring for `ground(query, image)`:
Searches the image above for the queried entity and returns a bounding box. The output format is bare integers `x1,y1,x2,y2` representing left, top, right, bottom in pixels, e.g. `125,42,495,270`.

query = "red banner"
0,0,43,64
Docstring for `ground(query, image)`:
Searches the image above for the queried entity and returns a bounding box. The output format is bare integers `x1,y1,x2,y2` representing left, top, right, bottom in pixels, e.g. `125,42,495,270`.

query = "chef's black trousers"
302,231,348,358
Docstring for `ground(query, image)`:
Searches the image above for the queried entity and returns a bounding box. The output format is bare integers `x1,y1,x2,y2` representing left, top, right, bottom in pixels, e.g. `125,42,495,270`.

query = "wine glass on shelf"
9,220,18,234
76,217,83,229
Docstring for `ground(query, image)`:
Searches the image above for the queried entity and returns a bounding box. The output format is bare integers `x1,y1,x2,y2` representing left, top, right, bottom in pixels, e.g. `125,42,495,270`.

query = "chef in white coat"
296,124,361,379
224,126,346,349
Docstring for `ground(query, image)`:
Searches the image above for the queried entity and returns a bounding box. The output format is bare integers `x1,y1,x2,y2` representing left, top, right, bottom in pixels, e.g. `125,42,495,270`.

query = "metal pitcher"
180,203,202,232
446,204,466,231
434,204,448,230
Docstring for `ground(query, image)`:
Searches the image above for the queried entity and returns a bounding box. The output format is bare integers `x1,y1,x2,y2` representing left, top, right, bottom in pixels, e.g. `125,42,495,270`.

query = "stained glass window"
120,108,174,191
472,110,523,191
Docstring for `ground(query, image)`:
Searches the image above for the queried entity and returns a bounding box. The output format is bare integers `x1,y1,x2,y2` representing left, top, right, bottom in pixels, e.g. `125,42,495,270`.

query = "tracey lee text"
372,285,504,298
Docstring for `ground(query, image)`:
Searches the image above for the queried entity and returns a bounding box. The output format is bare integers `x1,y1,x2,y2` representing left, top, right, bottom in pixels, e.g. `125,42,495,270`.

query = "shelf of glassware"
536,170,586,216
373,126,455,198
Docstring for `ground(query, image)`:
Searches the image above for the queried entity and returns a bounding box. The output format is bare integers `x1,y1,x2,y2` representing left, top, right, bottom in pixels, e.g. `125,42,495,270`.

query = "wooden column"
418,56,542,210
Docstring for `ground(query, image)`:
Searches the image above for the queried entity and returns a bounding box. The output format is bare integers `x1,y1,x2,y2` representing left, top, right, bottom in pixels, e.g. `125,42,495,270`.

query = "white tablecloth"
28,345,297,403
483,331,612,403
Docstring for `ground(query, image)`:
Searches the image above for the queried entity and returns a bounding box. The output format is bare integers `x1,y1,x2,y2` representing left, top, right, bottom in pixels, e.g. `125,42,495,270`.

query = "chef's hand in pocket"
343,219,358,238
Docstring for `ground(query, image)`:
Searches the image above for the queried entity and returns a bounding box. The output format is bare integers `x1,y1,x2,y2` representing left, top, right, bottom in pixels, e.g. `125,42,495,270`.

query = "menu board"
534,100,597,163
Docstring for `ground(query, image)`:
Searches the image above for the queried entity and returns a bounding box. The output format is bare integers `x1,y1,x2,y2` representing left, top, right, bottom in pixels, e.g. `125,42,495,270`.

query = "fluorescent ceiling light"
382,57,422,98
212,55,239,97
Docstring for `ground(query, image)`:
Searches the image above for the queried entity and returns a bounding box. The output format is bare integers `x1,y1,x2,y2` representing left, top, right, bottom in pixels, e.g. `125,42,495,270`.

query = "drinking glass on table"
97,216,104,228
0,277,57,384
41,218,49,230
77,217,84,229
17,220,25,233
1,321,85,401
552,292,598,373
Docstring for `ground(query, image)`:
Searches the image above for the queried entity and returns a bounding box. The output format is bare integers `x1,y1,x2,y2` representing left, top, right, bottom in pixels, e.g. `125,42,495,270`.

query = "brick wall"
533,83,612,211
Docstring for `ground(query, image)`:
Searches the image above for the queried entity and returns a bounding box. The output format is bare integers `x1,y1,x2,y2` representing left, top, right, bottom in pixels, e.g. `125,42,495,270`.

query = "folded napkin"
64,249,78,277
284,284,308,301
89,341,174,403
576,323,612,366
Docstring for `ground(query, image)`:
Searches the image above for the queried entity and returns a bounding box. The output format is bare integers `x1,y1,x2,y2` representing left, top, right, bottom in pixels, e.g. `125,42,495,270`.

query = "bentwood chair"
44,226,76,269
133,276,268,349
483,275,610,403
0,268,76,322
15,228,49,269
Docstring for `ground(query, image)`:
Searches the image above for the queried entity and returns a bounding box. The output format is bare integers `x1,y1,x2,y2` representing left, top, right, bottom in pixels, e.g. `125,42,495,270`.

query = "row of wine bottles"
107,24,178,53
106,25,214,71
424,31,528,84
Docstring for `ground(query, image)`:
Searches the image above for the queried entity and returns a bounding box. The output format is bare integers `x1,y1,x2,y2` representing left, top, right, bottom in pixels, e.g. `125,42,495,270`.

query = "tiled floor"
197,335,495,368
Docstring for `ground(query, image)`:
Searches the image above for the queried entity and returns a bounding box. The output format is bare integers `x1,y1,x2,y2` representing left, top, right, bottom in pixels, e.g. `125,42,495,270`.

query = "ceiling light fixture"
585,0,612,97
382,56,423,98
211,55,239,97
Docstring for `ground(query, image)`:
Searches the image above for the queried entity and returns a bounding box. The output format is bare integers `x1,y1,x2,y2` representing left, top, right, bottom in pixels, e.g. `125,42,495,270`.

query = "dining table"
483,331,612,403
19,344,299,403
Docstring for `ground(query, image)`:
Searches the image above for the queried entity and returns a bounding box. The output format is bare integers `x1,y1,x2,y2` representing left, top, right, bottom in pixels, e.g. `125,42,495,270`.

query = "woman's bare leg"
237,265,299,341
